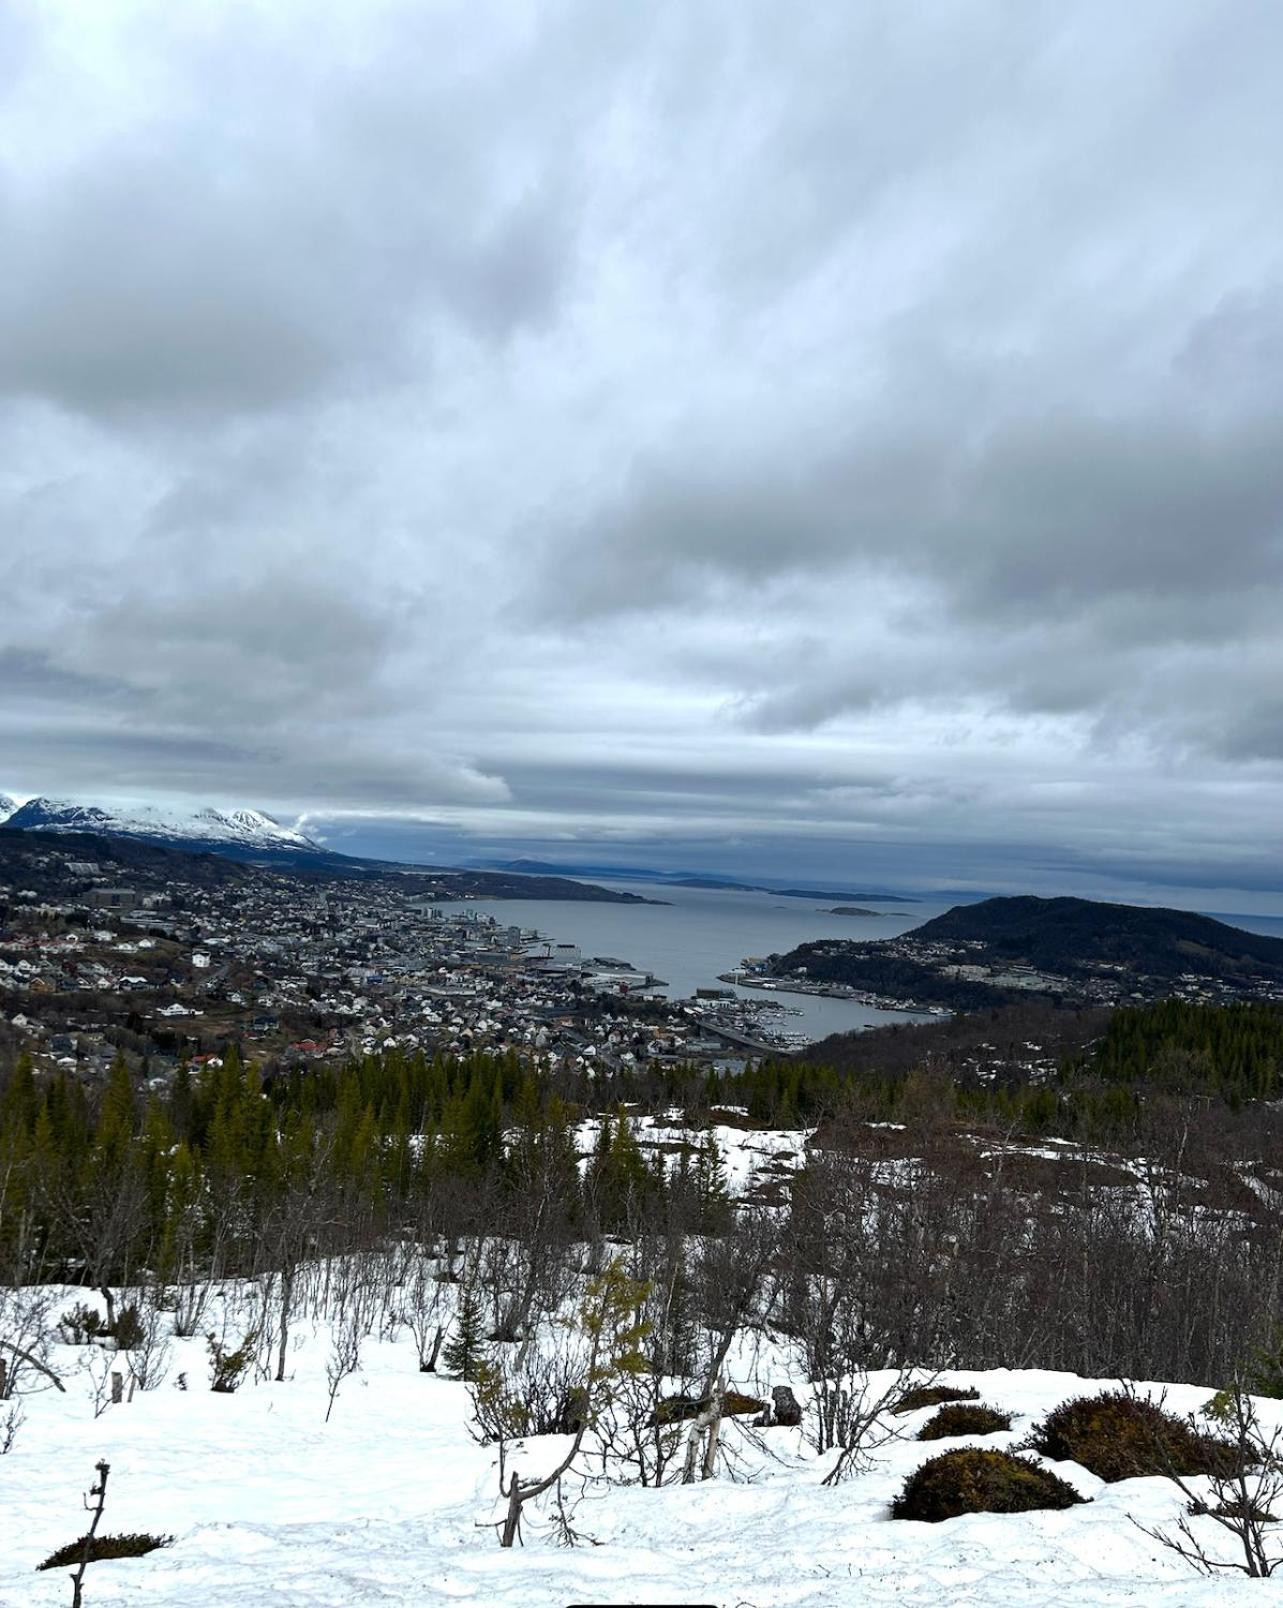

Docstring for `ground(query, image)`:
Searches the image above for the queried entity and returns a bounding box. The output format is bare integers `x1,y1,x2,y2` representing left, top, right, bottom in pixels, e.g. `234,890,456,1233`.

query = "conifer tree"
694,1130,730,1231
95,1054,137,1171
587,1110,652,1230
444,1285,488,1381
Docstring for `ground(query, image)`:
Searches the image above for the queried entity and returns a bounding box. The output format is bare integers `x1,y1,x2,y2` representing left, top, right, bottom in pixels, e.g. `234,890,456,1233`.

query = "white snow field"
1,798,319,854
4,1296,1283,1608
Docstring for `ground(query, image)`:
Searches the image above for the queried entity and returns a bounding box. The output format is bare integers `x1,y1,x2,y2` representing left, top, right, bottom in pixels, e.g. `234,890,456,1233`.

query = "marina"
457,880,942,1042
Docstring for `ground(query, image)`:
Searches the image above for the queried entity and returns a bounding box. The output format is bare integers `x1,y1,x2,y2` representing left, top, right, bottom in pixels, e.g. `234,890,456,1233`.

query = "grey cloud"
80,575,393,721
1,0,1281,906
1178,285,1283,399
0,7,595,417
547,399,1283,623
545,391,1283,760
0,700,509,814
0,648,138,707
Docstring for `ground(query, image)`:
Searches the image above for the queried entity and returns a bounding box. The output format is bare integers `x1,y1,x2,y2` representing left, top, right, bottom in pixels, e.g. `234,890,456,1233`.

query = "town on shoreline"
0,831,814,1090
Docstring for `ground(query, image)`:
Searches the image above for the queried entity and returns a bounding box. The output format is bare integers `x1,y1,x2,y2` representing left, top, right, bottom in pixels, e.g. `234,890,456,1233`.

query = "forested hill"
765,894,1283,1012
912,896,1283,983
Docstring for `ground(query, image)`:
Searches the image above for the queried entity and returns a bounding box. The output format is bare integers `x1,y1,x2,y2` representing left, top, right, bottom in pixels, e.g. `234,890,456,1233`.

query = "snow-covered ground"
4,1290,1282,1608
579,1110,808,1197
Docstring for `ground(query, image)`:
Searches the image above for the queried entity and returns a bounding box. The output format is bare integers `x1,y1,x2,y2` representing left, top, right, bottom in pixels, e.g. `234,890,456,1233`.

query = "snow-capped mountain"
1,795,333,864
0,794,16,826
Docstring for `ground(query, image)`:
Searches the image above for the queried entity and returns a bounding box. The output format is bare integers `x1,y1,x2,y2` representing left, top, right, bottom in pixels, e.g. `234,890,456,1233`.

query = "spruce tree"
694,1130,730,1231
444,1285,488,1381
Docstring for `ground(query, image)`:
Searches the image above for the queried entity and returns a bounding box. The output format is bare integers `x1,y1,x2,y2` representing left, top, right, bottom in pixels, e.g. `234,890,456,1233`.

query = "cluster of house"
0,842,788,1084
762,931,1283,1012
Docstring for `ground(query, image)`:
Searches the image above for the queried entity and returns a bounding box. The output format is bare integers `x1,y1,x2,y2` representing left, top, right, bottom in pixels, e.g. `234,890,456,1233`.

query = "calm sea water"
456,884,1283,1044
459,882,945,1041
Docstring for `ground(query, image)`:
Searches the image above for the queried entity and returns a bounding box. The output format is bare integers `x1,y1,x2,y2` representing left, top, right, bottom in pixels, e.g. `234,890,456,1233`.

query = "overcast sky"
2,1,1282,905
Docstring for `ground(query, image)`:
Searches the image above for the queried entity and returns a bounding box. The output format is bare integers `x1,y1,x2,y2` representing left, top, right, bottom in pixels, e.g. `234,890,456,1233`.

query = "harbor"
453,881,943,1046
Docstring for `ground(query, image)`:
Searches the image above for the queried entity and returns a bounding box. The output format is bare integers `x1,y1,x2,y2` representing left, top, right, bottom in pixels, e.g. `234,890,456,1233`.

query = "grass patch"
38,1533,173,1571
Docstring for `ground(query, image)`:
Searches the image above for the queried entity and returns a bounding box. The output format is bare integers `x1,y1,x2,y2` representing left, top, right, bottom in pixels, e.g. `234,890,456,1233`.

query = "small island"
826,906,882,917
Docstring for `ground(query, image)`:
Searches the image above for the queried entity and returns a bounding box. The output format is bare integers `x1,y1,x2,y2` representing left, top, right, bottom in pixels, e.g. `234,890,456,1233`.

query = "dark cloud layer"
1,1,1281,905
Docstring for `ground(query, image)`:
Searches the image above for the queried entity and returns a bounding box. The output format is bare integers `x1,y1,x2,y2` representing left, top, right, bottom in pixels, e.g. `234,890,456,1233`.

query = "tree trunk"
70,1461,110,1608
276,1263,295,1382
500,1471,523,1548
682,1396,719,1484
701,1389,724,1481
421,1324,444,1373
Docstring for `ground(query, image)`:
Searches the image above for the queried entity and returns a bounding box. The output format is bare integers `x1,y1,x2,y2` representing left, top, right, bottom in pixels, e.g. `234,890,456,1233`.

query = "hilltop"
912,895,1283,981
765,894,1283,1013
4,795,339,867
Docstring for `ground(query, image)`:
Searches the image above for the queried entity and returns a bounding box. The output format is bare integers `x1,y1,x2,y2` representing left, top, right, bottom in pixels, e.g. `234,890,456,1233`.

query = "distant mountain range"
2,795,334,866
0,794,653,902
487,858,917,902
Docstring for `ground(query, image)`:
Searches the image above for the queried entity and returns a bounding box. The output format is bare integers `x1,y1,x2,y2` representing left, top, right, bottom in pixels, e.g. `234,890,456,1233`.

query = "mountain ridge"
0,796,657,902
3,794,328,865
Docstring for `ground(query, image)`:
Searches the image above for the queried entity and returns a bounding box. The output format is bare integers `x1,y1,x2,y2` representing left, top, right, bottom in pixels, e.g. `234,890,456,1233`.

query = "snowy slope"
0,793,16,826
2,796,324,859
1,1292,1277,1608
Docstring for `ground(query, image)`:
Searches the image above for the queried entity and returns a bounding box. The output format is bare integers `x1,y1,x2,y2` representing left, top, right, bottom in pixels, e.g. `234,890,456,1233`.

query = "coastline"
719,972,948,1017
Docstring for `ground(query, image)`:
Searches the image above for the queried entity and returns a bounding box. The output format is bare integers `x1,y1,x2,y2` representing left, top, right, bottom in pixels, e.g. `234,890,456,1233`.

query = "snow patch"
4,796,320,854
0,1292,1272,1608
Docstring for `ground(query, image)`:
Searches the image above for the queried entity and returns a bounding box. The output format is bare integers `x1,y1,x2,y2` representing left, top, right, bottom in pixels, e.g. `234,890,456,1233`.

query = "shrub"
1,1402,23,1455
111,1303,145,1351
892,1449,1086,1522
206,1329,257,1394
1029,1391,1238,1484
893,1384,980,1416
919,1404,1012,1441
38,1532,173,1570
1244,1327,1283,1400
58,1300,148,1351
469,1352,591,1444
58,1303,105,1346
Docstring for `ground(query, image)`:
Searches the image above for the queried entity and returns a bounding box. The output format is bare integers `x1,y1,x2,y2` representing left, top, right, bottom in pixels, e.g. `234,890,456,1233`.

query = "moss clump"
38,1533,173,1571
892,1384,980,1416
1029,1391,1237,1484
919,1403,1012,1441
892,1449,1085,1522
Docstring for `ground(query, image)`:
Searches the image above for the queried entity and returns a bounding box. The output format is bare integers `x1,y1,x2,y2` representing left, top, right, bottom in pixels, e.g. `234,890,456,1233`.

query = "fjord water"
461,882,945,1040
